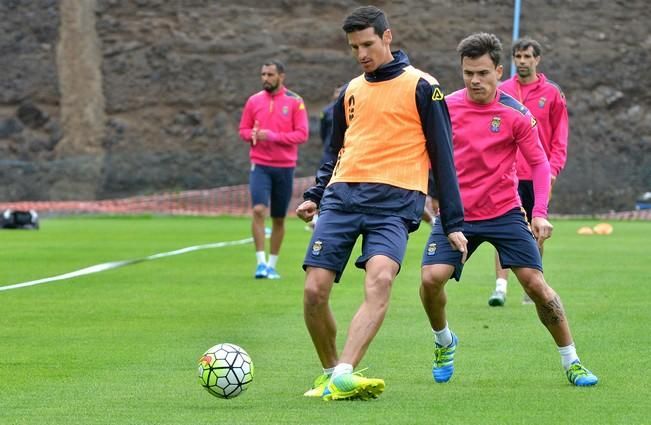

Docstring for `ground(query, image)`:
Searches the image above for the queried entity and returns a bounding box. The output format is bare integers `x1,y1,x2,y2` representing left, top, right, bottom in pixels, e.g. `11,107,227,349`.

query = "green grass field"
1,216,649,425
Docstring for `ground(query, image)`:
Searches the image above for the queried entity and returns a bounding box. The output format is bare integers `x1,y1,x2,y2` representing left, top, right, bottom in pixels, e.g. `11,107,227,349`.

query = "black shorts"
517,180,534,223
427,171,438,199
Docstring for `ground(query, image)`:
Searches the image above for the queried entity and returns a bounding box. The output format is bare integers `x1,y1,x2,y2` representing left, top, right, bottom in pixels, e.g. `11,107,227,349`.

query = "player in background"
419,32,597,387
307,85,345,231
239,60,309,279
421,171,440,228
320,85,345,167
296,5,466,400
489,37,569,306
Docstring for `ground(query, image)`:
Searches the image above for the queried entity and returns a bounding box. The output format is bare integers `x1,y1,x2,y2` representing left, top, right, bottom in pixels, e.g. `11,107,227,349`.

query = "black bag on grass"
1,209,39,230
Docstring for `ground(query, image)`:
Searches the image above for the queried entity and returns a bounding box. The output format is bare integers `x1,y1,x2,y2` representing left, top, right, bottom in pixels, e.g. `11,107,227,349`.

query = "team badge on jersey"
538,97,547,108
426,243,437,256
490,116,502,133
311,240,323,256
282,105,289,116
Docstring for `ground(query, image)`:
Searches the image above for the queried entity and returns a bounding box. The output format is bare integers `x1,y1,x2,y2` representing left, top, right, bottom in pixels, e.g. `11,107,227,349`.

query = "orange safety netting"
1,176,650,220
0,177,315,217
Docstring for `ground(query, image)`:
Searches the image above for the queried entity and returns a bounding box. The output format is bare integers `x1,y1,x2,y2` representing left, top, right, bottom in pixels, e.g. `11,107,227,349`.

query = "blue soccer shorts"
249,164,295,218
422,208,542,281
303,209,410,283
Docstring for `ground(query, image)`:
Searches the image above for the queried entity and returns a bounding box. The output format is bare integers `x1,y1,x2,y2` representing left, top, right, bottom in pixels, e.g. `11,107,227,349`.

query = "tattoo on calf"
537,296,566,325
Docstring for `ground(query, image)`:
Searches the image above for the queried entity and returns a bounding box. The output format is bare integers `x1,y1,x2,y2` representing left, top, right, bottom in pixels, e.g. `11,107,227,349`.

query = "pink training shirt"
500,73,568,179
239,86,309,168
446,88,550,221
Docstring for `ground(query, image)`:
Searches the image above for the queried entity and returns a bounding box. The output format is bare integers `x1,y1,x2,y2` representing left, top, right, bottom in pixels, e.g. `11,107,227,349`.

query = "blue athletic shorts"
249,164,295,218
303,209,410,283
518,180,534,223
421,208,542,281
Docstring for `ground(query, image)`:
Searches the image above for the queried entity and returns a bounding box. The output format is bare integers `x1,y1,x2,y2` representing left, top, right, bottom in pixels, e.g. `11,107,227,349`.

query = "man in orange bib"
296,5,467,401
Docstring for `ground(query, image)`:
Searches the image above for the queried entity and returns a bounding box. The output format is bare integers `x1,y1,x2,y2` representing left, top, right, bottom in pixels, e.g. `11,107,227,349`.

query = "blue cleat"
566,361,598,386
266,266,281,279
255,264,268,279
432,332,457,383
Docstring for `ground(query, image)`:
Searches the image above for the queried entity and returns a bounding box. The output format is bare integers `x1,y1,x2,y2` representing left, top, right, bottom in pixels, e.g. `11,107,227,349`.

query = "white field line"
0,237,253,292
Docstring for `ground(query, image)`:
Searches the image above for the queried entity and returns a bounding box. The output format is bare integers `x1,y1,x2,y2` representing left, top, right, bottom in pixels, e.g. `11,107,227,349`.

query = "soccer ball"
198,343,254,399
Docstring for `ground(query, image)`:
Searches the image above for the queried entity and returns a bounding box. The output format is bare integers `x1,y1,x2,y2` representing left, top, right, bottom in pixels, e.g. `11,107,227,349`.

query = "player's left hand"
447,231,468,264
531,217,553,246
255,129,269,141
296,200,318,223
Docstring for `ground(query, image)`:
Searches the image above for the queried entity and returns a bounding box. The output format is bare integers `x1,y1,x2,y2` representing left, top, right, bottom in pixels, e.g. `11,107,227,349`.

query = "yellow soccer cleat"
303,373,330,397
322,372,385,401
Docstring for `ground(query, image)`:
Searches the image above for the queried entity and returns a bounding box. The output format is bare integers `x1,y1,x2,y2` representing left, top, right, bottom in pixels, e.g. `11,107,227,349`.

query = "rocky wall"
0,0,649,212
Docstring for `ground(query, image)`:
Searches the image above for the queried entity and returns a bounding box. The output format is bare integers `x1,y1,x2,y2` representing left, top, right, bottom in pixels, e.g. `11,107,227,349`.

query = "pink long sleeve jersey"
239,86,309,168
500,73,568,179
446,88,550,221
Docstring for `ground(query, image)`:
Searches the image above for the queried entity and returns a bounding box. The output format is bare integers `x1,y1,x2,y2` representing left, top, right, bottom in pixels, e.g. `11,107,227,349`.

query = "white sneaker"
488,290,506,307
522,293,534,305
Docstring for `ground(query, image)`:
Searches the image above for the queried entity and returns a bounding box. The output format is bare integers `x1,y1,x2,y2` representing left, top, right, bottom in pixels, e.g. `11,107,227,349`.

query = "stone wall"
0,0,649,213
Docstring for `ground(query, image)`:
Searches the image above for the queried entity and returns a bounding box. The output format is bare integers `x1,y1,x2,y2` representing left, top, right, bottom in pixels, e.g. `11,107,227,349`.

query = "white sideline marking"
0,237,253,292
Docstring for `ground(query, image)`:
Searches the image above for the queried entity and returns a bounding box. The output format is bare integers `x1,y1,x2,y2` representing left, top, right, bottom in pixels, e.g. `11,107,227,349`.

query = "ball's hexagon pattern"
197,343,254,399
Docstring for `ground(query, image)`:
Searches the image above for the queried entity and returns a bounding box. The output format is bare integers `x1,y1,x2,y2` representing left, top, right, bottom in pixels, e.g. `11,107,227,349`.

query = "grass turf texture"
1,216,648,424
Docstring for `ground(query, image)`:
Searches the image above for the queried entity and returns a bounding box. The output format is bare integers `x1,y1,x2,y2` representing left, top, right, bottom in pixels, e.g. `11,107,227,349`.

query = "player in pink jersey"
489,37,569,306
239,60,309,280
419,32,597,387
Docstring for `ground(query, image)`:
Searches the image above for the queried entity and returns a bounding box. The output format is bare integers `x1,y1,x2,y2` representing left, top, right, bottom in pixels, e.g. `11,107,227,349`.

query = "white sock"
495,278,508,293
433,324,452,347
331,363,353,379
323,367,334,376
268,254,278,269
256,251,266,265
558,344,579,370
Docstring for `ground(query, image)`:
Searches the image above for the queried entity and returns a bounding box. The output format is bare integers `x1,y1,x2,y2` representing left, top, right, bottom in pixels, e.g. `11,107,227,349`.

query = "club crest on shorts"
311,240,323,256
490,116,501,133
426,242,437,256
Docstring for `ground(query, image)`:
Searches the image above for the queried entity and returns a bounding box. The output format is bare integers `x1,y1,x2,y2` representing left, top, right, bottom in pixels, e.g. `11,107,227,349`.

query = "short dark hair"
263,60,285,74
342,5,389,37
456,32,503,67
512,37,542,57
